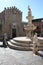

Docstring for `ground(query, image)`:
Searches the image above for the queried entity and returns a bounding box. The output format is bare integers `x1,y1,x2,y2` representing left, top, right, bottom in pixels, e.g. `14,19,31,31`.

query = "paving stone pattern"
0,42,43,65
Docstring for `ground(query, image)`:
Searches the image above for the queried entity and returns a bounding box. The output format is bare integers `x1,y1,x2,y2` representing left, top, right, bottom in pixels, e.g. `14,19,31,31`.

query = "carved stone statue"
26,6,33,24
24,6,36,38
33,33,39,54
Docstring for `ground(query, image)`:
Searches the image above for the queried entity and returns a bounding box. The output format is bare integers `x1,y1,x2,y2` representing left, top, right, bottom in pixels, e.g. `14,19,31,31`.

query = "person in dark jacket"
3,33,7,47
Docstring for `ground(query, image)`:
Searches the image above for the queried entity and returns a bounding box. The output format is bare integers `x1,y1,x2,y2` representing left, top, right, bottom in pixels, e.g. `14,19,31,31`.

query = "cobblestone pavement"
0,45,43,65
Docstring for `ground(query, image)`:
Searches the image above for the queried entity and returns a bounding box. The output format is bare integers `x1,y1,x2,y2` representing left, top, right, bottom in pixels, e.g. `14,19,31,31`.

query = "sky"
0,0,43,21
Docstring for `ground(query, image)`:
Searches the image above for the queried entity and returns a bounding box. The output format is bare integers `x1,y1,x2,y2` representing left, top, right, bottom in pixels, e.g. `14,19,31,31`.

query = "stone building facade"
0,6,24,39
32,18,43,36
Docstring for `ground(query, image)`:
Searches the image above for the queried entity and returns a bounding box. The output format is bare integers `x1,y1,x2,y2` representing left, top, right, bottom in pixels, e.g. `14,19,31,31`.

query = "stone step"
39,44,43,46
10,40,32,47
39,47,43,51
38,43,43,50
39,46,43,47
7,39,43,51
11,39,32,44
7,41,33,51
13,37,31,43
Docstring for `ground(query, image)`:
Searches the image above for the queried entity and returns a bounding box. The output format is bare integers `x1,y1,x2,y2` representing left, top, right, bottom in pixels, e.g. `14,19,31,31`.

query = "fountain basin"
13,37,43,44
13,37,31,43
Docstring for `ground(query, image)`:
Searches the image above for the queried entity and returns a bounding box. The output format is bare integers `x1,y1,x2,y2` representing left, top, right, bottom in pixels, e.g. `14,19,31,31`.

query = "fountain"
24,6,36,38
8,6,43,51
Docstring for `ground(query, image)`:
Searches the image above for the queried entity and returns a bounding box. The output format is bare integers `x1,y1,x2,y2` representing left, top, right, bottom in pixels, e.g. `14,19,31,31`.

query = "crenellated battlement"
4,6,22,14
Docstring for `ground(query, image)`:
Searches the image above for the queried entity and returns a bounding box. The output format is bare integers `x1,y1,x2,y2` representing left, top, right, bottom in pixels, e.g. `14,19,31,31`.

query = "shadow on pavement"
37,52,43,59
0,45,4,47
0,45,7,48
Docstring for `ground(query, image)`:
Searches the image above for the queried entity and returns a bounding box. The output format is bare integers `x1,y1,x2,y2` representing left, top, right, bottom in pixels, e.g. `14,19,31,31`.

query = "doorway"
12,28,16,38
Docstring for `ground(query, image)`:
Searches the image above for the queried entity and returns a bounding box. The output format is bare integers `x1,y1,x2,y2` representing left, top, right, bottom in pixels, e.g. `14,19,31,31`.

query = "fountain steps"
38,40,43,50
10,40,33,47
7,39,43,51
39,43,43,51
8,41,33,51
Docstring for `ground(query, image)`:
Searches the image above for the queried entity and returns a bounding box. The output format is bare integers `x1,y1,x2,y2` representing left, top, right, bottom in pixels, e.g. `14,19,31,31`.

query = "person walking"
3,33,7,47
